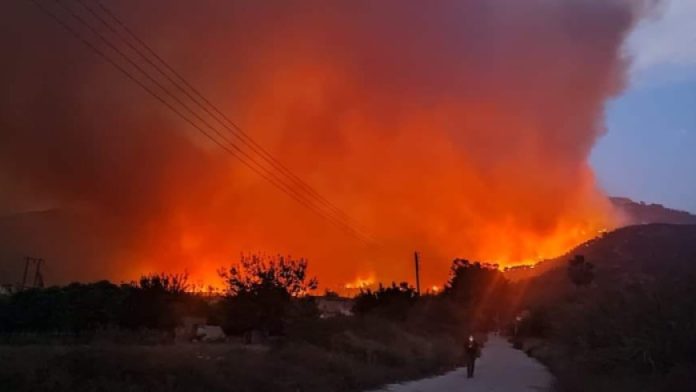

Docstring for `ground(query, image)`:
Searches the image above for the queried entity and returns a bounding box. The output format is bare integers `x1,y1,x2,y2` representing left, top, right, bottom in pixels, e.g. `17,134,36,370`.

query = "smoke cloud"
0,0,652,290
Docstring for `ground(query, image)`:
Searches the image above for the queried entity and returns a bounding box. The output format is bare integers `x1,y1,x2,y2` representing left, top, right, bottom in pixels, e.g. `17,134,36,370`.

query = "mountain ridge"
610,196,696,225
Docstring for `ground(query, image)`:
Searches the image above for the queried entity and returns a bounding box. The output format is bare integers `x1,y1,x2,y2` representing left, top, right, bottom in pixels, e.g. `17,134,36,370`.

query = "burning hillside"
0,0,655,290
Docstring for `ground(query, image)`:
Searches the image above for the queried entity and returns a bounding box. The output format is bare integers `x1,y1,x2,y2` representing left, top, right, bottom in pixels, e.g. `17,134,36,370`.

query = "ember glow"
344,275,377,291
0,1,654,291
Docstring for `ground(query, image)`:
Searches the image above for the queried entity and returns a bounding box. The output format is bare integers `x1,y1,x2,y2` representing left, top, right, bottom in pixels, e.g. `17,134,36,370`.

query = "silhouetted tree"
1,287,67,332
216,254,318,336
136,273,189,294
220,254,317,297
444,260,506,303
352,282,418,320
118,273,190,331
567,255,594,288
0,281,125,334
63,281,124,333
323,289,340,298
443,259,511,330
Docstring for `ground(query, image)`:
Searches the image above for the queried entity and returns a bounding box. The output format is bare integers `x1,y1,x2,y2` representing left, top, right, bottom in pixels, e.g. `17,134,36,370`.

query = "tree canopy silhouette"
567,255,594,288
219,254,317,297
443,259,511,330
118,272,194,331
352,282,418,320
216,254,318,336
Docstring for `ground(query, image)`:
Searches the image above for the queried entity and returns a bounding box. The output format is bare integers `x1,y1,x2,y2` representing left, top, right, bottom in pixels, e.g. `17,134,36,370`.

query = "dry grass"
0,317,461,392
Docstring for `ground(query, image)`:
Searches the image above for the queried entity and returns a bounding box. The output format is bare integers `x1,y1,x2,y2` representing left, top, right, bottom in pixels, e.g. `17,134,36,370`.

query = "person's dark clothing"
465,340,480,378
466,358,476,378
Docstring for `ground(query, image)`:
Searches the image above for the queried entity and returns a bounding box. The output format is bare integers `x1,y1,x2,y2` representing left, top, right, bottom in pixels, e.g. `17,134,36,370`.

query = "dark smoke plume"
0,0,654,290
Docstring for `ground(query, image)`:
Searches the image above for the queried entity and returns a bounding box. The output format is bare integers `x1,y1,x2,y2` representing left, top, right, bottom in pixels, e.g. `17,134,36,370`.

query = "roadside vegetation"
513,248,696,392
0,255,512,392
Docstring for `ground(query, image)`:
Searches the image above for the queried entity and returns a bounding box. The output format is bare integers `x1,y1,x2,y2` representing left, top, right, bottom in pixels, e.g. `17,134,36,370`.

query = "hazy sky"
593,0,696,213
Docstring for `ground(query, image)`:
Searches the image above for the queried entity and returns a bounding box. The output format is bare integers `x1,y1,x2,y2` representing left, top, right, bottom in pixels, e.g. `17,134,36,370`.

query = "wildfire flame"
344,275,376,290
0,0,651,290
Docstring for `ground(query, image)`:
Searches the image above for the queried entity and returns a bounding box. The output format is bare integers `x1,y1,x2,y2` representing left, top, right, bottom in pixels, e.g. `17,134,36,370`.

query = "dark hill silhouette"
611,197,696,225
511,225,696,392
510,224,696,304
503,197,696,282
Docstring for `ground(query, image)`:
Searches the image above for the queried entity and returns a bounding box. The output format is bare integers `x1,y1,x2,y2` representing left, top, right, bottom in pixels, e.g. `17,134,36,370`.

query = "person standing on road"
465,335,481,378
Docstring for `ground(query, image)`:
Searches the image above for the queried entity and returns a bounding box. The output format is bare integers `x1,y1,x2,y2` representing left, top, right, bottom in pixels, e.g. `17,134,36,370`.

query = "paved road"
371,335,552,392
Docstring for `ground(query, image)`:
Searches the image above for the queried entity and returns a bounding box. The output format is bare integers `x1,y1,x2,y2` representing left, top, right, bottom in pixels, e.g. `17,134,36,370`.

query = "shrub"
352,282,417,320
216,254,319,335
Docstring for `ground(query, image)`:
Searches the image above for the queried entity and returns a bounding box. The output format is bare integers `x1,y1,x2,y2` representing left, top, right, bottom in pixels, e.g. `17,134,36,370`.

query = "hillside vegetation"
505,223,696,281
514,224,696,392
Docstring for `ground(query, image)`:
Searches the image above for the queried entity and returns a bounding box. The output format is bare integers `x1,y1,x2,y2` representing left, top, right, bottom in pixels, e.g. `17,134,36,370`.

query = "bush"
352,282,417,320
524,265,696,392
215,254,319,336
443,259,512,331
0,274,205,336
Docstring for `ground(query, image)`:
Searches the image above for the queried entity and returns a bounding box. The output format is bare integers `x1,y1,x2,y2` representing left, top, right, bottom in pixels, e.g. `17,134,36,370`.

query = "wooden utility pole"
414,251,421,296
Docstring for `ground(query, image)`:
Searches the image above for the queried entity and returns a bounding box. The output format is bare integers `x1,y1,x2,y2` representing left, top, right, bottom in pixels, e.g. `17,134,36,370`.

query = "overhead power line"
75,0,374,242
28,0,373,243
84,0,368,234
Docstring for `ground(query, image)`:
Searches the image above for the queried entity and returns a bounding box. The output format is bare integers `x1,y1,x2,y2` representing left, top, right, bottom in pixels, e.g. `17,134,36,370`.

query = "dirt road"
370,335,552,392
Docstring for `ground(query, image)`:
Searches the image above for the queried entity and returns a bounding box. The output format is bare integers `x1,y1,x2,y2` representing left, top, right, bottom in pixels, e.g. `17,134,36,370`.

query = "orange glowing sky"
0,0,653,291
